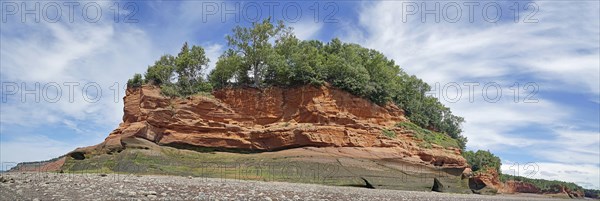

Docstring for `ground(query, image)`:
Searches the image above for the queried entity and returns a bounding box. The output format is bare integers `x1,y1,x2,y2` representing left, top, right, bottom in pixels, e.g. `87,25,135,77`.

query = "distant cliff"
470,168,587,199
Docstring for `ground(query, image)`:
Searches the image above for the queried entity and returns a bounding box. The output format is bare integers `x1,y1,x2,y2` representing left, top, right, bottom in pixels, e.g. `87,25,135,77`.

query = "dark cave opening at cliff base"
69,152,85,160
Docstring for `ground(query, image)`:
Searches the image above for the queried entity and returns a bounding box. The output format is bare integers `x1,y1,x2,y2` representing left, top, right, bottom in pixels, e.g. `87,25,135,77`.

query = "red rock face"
473,169,545,194
502,180,541,193
10,157,66,172
541,185,585,198
471,169,504,191
472,169,585,198
73,85,467,168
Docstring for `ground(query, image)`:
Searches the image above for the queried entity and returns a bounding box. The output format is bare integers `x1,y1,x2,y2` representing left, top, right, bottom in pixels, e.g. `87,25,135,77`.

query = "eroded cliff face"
471,169,585,198
72,84,466,169
502,180,541,193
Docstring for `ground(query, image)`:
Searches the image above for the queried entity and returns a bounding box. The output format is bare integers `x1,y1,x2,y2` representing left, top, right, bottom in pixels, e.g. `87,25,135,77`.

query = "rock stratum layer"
73,85,466,169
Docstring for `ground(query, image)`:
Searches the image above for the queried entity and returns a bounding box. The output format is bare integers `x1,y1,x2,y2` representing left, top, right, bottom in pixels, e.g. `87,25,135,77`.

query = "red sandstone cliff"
470,169,585,198
71,84,466,168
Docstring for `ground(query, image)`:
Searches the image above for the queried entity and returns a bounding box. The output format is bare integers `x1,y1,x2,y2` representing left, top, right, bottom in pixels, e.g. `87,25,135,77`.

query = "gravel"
0,172,566,201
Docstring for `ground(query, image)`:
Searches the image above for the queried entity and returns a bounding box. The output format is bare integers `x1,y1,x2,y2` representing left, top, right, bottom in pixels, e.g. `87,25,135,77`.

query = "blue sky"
1,0,599,189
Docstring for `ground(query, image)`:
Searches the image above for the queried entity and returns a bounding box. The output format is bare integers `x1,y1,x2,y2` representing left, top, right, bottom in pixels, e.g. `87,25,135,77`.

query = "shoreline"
1,172,578,201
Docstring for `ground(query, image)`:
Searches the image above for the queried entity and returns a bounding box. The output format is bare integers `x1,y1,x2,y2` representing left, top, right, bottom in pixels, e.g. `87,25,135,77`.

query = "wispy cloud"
203,43,224,74
0,1,158,164
347,1,599,94
1,21,154,126
0,134,102,170
502,162,600,190
290,20,323,40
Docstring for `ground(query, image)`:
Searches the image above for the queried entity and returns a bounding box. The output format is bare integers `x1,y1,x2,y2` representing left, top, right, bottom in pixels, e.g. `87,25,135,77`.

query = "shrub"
209,50,244,89
145,55,175,85
160,84,180,97
138,42,213,97
462,150,501,173
127,73,143,88
193,82,213,94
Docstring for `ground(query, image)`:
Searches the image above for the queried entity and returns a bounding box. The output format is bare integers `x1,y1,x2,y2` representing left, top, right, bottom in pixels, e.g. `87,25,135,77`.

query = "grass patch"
381,129,396,138
194,91,214,98
395,121,459,149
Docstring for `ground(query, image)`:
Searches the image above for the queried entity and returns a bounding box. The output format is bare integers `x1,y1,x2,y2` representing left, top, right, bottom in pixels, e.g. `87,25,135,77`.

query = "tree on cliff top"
134,42,211,97
144,55,175,85
225,18,286,87
174,42,211,95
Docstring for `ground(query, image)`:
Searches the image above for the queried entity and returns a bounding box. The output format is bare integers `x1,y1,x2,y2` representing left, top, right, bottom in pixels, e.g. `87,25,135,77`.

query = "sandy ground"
0,172,571,201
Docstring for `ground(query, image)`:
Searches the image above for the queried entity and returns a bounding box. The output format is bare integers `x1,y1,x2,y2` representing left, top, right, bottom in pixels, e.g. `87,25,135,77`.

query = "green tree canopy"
225,18,286,87
129,42,212,97
463,150,501,172
145,55,175,85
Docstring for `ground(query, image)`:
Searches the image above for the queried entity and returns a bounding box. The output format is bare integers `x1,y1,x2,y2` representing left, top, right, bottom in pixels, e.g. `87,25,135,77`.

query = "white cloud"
530,129,600,164
451,94,570,150
203,43,224,75
290,20,323,40
347,1,599,94
1,21,154,127
62,120,82,133
502,162,600,190
0,134,103,171
0,1,158,165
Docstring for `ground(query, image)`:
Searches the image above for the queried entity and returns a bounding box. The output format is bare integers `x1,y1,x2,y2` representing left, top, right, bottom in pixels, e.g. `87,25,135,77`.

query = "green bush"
145,55,175,85
136,42,212,97
209,50,244,89
193,82,213,94
462,150,501,173
160,84,180,97
127,73,143,88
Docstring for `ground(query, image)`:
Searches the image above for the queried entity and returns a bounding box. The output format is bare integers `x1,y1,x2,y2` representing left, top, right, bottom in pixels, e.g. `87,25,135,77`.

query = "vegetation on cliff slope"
127,19,466,149
396,121,460,149
500,174,584,192
462,150,501,173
